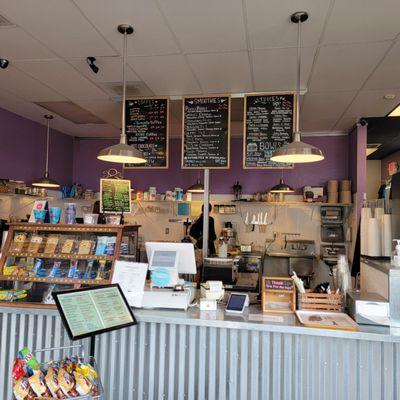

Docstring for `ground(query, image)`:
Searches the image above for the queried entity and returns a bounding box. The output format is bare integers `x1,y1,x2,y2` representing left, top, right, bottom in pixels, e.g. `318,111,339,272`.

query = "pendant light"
187,178,204,193
97,24,146,164
271,12,324,164
32,115,60,188
270,171,294,193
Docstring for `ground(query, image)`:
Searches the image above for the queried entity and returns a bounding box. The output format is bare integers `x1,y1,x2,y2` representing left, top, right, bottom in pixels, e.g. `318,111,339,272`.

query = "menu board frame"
100,178,132,214
53,284,137,340
181,94,231,170
243,92,297,170
124,97,170,169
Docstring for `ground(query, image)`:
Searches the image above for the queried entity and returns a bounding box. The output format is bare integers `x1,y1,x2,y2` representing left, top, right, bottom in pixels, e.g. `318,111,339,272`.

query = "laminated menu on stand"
100,178,131,213
125,98,169,168
244,93,296,169
182,96,230,169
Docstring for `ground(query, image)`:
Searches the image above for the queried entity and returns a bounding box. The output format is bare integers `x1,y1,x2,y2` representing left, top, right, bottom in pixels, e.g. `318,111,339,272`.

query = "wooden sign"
125,98,169,169
100,179,131,213
182,95,230,169
262,276,296,314
243,93,296,169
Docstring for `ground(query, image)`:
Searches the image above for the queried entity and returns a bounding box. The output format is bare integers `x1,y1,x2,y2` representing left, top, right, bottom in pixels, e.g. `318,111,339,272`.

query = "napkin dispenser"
346,290,389,326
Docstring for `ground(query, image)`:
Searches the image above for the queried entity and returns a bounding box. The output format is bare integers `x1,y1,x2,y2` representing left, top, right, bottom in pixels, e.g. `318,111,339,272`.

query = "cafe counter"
1,305,399,400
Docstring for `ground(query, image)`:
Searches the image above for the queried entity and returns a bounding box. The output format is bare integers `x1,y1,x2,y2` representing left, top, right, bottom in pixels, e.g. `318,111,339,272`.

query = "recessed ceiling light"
384,94,396,100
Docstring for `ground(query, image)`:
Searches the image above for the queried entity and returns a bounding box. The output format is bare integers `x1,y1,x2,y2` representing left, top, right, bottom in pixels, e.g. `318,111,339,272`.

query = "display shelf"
7,251,115,261
0,275,109,285
233,201,352,207
10,223,124,233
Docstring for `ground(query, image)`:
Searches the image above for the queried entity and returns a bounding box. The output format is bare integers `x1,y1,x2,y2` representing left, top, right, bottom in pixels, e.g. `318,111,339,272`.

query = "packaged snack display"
104,237,116,256
78,240,93,255
84,259,95,279
0,290,27,302
95,260,106,280
61,239,75,254
68,260,78,278
10,233,27,252
44,235,60,253
94,237,108,256
27,235,43,253
49,261,62,278
12,346,103,399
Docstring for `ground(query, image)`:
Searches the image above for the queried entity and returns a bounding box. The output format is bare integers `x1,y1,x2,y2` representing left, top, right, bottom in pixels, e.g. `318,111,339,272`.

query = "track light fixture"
86,57,99,74
0,58,9,69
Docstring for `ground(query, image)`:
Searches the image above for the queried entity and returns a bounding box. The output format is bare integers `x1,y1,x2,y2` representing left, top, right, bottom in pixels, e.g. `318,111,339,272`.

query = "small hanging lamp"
270,171,294,193
271,12,324,164
32,115,60,188
187,178,204,193
97,24,146,164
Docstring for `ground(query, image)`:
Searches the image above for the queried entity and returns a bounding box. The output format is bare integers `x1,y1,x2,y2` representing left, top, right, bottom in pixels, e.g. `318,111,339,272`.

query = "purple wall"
0,108,73,186
73,135,350,194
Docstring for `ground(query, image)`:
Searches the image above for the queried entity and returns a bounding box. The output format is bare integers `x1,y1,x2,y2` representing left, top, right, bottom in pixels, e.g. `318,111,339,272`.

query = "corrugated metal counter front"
1,306,400,400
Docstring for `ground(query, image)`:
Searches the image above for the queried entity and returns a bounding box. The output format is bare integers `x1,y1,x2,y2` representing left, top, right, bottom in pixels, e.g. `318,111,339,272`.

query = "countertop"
361,256,392,274
2,303,400,343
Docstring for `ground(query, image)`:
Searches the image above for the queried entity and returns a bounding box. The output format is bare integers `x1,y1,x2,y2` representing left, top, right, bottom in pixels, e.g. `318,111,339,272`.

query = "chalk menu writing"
125,98,169,168
182,96,230,168
265,279,294,291
244,93,295,168
100,178,131,213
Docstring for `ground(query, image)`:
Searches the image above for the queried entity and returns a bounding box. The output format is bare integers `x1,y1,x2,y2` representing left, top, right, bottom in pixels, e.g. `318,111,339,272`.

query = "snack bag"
45,367,65,399
58,367,79,397
28,371,52,397
13,377,36,400
17,347,40,376
10,233,27,252
12,358,26,382
73,371,92,395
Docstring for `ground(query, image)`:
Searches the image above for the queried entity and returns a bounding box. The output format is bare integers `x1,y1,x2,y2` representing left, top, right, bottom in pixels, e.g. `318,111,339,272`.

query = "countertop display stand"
0,222,140,309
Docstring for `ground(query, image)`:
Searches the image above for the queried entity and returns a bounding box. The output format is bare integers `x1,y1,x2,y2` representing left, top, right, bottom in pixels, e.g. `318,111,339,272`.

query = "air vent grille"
104,81,153,98
0,14,16,27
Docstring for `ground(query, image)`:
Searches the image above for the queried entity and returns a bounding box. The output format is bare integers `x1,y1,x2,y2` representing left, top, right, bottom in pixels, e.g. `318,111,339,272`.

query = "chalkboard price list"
244,94,295,168
182,96,230,169
125,98,169,168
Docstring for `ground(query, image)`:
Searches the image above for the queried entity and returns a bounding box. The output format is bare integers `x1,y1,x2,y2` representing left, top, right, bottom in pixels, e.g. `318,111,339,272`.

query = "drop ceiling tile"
308,42,390,92
73,0,180,56
300,118,338,132
69,57,140,83
252,47,316,92
157,0,247,52
74,99,121,127
341,89,400,120
0,27,55,60
186,52,252,93
245,0,331,49
128,55,201,95
0,66,66,102
14,59,109,101
301,91,355,124
364,41,400,90
323,0,400,44
0,0,116,57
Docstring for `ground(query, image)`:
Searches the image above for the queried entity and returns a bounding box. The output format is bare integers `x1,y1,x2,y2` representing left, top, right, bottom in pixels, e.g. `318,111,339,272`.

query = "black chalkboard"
182,96,230,169
125,98,169,168
100,179,131,213
244,93,296,169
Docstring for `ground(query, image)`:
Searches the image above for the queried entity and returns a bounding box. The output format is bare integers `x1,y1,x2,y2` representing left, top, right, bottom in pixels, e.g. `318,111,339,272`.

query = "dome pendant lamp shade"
270,12,324,164
270,178,294,193
97,24,146,164
32,115,60,188
187,179,204,193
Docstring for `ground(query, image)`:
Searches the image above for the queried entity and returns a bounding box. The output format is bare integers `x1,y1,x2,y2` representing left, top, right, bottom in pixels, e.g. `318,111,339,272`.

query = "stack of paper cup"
360,207,371,255
367,218,381,257
382,214,392,257
327,180,338,203
339,180,352,204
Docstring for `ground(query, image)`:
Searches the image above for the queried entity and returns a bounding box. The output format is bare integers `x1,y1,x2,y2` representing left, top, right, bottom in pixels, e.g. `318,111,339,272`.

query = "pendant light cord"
120,30,128,145
295,17,302,135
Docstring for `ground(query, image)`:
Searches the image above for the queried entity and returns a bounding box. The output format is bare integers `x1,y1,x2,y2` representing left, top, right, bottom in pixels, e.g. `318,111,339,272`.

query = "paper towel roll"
382,214,392,257
360,208,371,255
367,218,381,257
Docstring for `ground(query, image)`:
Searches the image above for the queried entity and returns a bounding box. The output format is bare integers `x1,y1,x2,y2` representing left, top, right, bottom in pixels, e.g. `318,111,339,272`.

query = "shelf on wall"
7,252,115,261
230,202,352,207
0,275,109,285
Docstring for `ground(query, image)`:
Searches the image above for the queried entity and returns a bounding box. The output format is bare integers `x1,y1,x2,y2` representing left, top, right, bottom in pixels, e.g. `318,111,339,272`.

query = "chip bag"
13,377,36,400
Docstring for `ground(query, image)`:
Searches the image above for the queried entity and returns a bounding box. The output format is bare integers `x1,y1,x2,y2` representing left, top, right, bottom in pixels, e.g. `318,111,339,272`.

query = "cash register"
142,242,197,310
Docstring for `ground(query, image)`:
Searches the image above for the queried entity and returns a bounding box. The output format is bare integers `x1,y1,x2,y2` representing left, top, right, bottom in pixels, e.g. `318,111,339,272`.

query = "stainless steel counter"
1,305,400,399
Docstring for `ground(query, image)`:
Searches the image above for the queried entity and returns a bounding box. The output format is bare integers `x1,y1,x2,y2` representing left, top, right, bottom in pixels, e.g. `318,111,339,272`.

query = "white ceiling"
0,0,399,137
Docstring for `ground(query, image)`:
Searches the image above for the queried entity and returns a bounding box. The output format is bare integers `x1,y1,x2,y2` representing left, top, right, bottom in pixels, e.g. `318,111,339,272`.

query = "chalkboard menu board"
125,98,169,169
182,96,230,169
100,178,131,213
243,93,296,169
